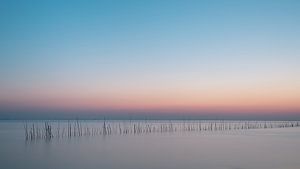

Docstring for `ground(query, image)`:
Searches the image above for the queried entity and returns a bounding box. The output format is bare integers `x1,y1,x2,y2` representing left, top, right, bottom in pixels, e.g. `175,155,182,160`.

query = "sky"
0,0,300,119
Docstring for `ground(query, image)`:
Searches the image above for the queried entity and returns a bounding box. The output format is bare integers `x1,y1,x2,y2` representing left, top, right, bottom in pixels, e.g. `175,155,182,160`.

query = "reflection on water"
1,121,300,169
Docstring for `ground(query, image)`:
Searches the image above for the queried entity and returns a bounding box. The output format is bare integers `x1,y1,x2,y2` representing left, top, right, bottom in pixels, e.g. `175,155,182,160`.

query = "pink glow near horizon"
1,79,299,114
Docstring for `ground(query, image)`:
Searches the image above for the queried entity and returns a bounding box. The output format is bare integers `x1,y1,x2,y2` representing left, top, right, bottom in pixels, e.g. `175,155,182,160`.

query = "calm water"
1,121,300,169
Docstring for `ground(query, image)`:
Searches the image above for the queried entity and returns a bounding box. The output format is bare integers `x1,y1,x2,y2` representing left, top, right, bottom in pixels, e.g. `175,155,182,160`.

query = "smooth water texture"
1,121,300,169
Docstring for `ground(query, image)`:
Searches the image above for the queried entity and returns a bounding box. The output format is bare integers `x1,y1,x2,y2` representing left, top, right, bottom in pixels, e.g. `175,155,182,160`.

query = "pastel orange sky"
1,73,299,115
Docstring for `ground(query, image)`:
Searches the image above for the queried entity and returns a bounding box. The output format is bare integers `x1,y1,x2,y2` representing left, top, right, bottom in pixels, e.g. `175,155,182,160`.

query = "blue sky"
0,0,300,119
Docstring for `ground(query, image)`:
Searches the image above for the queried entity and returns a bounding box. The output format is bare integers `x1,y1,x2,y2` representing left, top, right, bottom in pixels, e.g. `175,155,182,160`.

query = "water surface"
1,121,300,169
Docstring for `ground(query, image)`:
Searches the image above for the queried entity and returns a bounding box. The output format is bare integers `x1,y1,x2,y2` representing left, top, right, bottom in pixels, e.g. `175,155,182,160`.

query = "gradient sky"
1,0,300,119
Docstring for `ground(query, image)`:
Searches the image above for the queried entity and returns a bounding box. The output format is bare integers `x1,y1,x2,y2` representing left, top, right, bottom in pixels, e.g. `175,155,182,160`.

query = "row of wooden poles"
24,120,300,140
